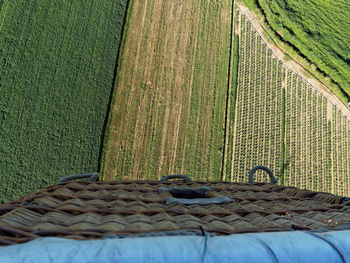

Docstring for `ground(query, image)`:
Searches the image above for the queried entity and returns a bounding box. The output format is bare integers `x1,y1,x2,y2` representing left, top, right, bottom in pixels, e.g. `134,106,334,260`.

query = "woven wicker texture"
1,180,350,246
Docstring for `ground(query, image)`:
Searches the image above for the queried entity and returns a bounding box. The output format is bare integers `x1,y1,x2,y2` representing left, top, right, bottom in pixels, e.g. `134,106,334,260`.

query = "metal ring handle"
248,166,277,184
160,174,191,182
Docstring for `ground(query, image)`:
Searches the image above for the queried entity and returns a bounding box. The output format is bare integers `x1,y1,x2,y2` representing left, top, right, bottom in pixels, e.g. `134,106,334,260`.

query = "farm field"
103,0,350,196
229,5,350,196
2,0,350,201
0,0,128,202
102,0,232,181
257,0,350,99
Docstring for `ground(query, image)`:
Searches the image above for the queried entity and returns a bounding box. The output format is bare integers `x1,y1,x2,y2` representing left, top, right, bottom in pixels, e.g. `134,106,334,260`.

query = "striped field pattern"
103,1,350,196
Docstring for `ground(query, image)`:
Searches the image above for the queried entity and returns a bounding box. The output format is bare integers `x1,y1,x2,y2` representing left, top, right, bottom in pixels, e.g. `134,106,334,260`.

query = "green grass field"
0,0,128,202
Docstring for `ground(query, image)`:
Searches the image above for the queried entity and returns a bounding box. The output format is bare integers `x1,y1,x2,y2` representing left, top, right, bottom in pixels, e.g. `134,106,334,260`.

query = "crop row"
284,70,331,192
331,108,350,196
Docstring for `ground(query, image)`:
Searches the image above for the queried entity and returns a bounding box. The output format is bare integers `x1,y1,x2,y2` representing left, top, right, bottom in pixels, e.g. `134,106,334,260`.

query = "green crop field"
0,0,128,202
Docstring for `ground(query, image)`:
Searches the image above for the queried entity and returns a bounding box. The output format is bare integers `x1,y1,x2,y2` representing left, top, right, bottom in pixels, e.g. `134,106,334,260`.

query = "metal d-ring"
248,166,277,184
160,174,192,182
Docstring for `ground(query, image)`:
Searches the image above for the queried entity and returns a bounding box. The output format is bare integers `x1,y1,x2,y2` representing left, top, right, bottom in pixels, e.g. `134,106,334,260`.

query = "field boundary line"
100,0,133,180
230,9,242,182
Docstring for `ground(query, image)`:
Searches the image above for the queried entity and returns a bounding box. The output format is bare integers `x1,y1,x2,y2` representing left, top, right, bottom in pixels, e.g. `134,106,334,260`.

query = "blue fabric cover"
1,230,349,263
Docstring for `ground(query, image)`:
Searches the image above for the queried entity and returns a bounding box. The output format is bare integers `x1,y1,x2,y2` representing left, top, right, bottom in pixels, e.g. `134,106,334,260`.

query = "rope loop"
58,173,100,183
248,166,277,184
160,174,191,182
